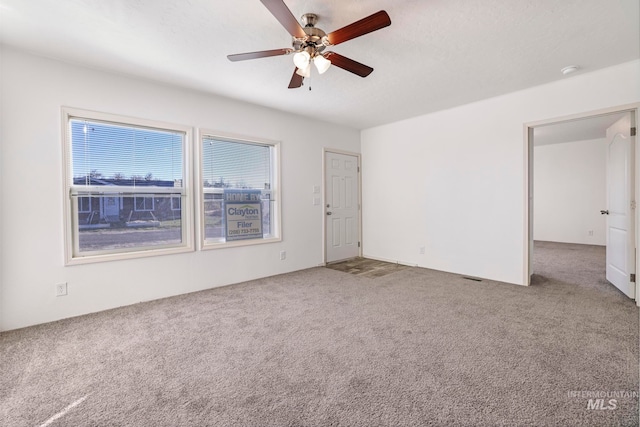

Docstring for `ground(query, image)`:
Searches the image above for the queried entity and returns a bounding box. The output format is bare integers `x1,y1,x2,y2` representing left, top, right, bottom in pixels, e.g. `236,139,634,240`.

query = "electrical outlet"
419,246,425,255
280,251,286,260
55,282,68,297
588,230,594,236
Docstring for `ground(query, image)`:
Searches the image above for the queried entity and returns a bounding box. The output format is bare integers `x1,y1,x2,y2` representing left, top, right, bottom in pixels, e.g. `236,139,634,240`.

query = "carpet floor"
0,241,638,426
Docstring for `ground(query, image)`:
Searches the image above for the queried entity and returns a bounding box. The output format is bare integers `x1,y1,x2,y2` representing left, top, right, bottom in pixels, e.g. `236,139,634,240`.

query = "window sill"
200,236,282,251
65,245,195,266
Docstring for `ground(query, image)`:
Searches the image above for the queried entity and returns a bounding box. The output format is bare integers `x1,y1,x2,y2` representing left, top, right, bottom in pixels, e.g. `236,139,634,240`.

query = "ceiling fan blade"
288,68,304,88
227,48,293,62
326,10,391,46
324,52,373,77
260,0,306,38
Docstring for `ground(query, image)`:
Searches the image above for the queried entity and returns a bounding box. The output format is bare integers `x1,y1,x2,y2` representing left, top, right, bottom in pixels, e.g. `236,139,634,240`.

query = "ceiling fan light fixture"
314,54,331,74
293,51,311,69
227,1,391,89
296,63,311,78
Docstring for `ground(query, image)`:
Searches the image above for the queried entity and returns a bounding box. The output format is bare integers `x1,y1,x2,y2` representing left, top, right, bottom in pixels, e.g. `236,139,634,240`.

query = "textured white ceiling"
0,0,638,129
533,112,628,146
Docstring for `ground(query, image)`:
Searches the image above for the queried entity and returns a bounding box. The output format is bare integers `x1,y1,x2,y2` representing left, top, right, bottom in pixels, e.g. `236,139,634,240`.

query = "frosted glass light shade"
314,54,331,74
293,51,311,69
296,64,311,78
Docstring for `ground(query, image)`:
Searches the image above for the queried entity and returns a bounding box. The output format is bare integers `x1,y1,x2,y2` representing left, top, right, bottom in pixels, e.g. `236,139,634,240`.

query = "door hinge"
631,127,637,137
357,166,360,173
358,242,361,248
631,273,636,283
632,200,637,210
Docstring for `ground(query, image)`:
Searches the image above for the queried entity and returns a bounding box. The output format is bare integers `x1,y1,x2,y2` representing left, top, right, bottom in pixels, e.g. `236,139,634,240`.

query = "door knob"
326,212,332,215
600,210,609,215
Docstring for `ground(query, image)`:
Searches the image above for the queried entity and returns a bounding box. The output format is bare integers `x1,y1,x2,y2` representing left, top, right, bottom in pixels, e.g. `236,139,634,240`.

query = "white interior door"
325,151,360,263
605,114,635,298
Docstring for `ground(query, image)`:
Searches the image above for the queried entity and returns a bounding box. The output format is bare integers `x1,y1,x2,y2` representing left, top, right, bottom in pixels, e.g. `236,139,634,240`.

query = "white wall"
361,60,640,285
0,47,4,327
533,138,606,245
0,47,360,331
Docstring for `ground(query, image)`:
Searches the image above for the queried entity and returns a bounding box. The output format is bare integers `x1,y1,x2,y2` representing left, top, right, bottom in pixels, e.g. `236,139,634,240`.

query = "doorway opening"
524,104,639,304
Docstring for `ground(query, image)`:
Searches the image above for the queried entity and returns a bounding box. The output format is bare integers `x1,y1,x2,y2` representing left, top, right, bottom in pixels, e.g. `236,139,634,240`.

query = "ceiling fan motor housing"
293,14,328,55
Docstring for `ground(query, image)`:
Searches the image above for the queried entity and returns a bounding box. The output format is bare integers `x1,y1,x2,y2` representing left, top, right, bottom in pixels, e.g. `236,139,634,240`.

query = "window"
134,196,155,212
63,108,193,264
78,196,92,213
171,196,181,211
199,133,280,248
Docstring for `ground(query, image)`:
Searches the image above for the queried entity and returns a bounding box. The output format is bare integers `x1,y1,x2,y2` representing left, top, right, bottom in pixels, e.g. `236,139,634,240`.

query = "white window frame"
171,196,181,211
78,196,92,213
134,196,155,212
196,130,281,250
62,107,194,265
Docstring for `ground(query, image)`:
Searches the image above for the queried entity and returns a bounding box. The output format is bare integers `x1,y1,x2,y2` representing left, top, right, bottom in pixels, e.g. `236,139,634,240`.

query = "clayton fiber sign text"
224,189,262,241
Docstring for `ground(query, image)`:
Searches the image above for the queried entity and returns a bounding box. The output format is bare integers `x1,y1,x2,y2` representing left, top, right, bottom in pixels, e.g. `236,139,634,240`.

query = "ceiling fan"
227,0,391,89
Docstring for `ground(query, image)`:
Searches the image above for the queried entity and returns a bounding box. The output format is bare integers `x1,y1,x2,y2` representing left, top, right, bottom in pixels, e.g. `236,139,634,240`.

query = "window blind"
70,118,184,188
201,137,271,190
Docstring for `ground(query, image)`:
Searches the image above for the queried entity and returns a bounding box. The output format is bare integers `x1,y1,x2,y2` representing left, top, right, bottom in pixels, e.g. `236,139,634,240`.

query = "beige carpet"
0,241,638,426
